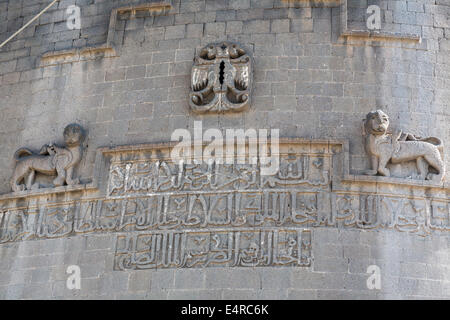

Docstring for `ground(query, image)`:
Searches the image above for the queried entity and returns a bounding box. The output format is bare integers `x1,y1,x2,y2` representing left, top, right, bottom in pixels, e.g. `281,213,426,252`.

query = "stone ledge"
39,46,117,67
340,30,421,42
340,174,449,190
99,138,347,154
0,182,97,201
116,2,172,18
279,0,342,7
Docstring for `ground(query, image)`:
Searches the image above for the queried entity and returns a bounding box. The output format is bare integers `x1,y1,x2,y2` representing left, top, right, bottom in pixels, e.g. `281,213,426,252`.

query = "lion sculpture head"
364,110,390,136
63,123,85,147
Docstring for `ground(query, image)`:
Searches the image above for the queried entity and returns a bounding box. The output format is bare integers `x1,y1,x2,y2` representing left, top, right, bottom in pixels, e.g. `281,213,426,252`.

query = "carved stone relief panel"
1,191,448,244
10,124,86,192
362,110,445,183
114,229,312,270
329,193,450,237
189,42,252,113
107,156,330,196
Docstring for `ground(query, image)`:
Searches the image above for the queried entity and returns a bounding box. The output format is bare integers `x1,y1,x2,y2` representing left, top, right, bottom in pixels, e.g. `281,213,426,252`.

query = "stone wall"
2,228,449,299
0,0,449,299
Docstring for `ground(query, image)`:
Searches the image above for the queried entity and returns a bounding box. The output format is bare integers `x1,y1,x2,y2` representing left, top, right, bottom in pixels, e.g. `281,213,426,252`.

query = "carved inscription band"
1,113,447,272
114,229,312,270
1,190,448,243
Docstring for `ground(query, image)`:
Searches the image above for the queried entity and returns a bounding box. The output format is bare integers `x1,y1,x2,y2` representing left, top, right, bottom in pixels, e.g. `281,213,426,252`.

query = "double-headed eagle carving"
189,42,252,113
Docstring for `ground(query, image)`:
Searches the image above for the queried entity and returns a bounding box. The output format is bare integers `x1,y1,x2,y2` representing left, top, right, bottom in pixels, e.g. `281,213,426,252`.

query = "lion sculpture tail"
420,137,444,160
13,148,34,161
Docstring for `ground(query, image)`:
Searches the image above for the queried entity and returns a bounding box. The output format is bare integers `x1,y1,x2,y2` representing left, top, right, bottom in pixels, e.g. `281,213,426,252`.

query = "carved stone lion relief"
189,42,252,113
11,123,85,192
363,110,445,182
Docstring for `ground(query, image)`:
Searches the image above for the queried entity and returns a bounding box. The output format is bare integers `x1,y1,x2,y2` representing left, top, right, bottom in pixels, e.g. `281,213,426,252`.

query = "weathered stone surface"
0,0,449,300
